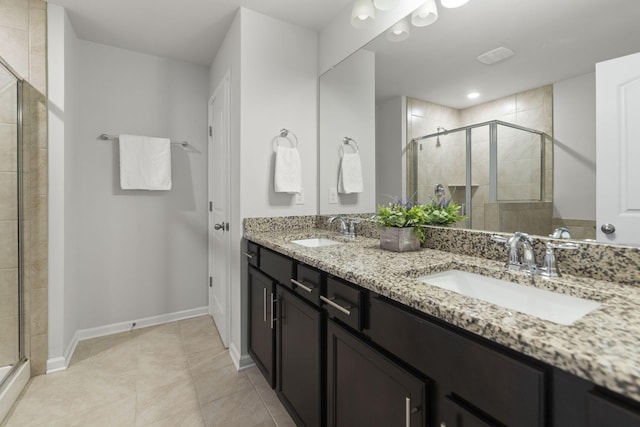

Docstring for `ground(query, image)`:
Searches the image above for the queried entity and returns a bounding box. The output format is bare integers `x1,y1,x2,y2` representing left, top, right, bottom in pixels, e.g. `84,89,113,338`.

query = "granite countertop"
244,227,640,402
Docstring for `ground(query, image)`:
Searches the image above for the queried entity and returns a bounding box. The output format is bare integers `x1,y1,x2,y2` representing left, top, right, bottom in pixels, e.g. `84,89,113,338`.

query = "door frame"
208,70,231,346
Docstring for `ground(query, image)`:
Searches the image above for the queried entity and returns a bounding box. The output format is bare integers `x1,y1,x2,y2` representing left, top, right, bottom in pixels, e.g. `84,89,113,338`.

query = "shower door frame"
409,119,549,230
0,56,27,390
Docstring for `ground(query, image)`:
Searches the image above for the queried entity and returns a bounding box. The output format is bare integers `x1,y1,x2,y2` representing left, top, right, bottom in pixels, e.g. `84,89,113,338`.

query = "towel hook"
275,128,298,149
340,137,359,156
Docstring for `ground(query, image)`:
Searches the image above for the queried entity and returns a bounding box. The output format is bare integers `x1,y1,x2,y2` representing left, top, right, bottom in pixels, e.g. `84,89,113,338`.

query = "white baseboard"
46,306,208,373
229,342,255,371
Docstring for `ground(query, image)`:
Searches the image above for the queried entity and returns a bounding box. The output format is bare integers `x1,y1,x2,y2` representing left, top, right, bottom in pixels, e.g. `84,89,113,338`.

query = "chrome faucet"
328,215,358,238
493,232,580,279
492,232,537,275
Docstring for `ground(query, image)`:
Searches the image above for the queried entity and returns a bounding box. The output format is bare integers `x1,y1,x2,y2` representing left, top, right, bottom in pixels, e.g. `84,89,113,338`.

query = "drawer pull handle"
406,397,411,427
242,251,254,259
320,296,352,316
290,279,314,293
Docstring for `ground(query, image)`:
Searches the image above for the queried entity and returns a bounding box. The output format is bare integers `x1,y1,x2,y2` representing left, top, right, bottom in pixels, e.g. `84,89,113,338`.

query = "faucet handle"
546,241,579,251
539,241,579,277
490,235,508,244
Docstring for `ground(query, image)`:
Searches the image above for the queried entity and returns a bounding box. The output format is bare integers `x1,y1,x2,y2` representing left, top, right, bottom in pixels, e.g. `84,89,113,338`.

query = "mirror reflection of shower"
409,120,553,235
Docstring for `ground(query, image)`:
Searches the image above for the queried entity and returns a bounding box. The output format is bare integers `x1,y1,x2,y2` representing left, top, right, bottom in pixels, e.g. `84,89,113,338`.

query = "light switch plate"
329,187,338,204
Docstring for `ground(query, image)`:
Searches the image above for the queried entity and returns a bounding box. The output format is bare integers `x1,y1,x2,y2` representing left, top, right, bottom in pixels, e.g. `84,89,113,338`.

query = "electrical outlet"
329,187,338,204
295,189,304,205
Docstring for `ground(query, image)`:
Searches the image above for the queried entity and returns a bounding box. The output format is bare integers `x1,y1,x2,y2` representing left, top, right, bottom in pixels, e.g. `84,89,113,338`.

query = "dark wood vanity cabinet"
326,319,426,427
247,241,640,427
366,294,545,427
587,392,640,427
249,246,323,426
248,266,276,387
276,284,323,427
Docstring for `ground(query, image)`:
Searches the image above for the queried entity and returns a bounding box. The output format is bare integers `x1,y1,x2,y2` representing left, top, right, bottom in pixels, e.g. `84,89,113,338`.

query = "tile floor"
1,316,295,426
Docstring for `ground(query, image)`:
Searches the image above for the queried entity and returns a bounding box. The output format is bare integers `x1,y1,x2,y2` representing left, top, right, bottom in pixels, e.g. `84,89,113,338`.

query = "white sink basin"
416,270,601,325
291,237,342,248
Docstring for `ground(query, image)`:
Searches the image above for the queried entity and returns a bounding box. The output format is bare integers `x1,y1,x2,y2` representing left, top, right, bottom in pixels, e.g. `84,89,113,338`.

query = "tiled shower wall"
0,0,48,375
408,85,553,233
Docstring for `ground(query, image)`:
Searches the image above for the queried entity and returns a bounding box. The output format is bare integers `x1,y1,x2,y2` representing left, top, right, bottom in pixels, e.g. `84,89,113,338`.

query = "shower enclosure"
408,120,553,235
0,57,29,402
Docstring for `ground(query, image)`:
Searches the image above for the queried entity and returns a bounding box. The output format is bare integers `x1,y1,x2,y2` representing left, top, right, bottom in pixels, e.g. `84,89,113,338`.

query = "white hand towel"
338,152,363,194
119,134,172,190
274,145,302,193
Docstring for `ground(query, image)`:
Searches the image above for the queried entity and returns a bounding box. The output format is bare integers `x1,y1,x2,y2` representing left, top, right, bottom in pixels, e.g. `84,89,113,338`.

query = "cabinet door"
277,285,323,427
587,393,640,427
327,319,426,427
248,266,275,387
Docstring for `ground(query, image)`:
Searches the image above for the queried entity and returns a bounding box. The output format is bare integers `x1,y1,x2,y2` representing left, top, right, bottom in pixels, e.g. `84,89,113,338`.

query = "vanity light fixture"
411,0,438,27
373,0,399,11
440,0,470,8
386,18,410,41
351,0,376,28
467,92,480,99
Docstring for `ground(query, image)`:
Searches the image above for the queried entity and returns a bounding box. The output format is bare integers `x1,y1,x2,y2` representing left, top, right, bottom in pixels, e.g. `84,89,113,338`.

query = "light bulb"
351,0,376,29
386,19,410,42
411,0,438,27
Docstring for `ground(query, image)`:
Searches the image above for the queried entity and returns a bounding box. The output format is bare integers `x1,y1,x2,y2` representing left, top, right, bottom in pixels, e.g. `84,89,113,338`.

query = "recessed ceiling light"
467,92,480,99
477,47,515,65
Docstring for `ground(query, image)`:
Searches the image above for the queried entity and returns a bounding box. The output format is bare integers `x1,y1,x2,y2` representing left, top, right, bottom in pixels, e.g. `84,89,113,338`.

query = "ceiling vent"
476,47,515,65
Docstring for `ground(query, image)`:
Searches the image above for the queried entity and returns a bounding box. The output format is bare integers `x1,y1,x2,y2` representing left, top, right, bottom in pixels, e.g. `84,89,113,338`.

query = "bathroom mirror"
318,0,640,243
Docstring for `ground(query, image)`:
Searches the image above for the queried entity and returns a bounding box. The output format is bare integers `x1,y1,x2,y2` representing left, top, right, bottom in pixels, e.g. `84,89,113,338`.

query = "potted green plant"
375,199,428,252
375,197,465,252
423,196,466,227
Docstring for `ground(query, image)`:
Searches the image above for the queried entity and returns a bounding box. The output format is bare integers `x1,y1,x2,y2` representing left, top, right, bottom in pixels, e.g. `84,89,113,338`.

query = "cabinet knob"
440,423,447,427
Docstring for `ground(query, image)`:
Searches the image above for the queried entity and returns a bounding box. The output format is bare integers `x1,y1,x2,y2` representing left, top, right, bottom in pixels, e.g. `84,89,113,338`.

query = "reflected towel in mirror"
338,152,363,194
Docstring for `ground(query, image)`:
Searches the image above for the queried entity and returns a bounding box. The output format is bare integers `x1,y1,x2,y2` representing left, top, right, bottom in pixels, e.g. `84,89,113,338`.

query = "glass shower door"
0,58,24,388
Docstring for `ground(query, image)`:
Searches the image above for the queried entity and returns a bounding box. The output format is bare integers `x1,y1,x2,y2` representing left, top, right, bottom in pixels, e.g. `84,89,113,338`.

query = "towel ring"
340,137,359,156
275,128,298,149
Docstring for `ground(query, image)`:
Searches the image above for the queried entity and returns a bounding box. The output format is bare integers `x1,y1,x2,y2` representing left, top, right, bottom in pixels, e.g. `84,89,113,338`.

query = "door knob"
600,223,615,235
214,222,226,231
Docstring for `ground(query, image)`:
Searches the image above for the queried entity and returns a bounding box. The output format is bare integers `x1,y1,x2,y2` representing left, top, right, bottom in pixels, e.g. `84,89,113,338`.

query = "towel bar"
98,133,195,151
275,128,298,149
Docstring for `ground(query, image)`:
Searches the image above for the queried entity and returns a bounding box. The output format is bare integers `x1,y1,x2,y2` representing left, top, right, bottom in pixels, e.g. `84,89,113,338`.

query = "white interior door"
208,73,230,347
596,52,640,245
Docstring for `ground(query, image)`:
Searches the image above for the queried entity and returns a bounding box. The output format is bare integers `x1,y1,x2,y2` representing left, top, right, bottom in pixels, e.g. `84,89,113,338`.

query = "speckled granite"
424,226,640,285
243,217,640,402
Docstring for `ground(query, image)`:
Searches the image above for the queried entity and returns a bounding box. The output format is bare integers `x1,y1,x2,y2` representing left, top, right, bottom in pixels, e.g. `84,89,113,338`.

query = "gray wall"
69,40,210,330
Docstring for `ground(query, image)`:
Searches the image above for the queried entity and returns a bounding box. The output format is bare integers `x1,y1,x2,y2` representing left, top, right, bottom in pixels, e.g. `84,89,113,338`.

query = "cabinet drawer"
368,295,545,427
323,277,362,331
291,264,322,306
260,247,294,285
244,241,259,267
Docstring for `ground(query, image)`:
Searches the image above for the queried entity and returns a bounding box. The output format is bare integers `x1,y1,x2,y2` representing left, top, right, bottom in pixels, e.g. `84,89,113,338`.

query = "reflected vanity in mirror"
318,0,640,245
